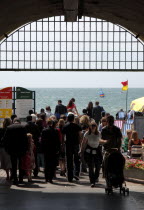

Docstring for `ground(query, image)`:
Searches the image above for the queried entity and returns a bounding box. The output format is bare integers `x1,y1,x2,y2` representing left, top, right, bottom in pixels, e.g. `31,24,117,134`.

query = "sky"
0,71,144,88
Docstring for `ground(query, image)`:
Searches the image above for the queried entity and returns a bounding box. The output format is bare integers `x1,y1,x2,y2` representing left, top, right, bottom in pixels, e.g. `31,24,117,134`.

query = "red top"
67,103,76,110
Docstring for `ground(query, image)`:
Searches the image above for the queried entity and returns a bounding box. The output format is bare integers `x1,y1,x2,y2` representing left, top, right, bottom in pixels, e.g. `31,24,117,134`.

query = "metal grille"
0,16,144,70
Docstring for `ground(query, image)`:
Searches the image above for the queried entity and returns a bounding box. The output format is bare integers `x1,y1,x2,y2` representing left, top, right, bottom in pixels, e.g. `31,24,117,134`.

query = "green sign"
16,87,33,99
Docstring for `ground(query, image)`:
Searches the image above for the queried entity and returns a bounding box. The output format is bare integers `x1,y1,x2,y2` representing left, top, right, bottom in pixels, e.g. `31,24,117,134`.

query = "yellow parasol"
130,97,144,112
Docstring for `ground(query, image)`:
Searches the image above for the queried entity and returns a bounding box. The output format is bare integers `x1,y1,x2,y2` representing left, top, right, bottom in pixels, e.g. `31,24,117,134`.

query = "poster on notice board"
0,87,13,127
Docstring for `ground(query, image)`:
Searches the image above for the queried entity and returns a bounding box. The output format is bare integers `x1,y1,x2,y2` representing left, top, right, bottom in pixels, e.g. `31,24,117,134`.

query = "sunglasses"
91,124,96,127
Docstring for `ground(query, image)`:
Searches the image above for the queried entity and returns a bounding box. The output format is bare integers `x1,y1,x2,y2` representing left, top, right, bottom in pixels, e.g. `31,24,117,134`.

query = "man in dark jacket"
62,114,82,182
3,118,28,184
92,101,105,125
101,115,122,151
25,115,40,177
41,120,60,183
55,100,67,120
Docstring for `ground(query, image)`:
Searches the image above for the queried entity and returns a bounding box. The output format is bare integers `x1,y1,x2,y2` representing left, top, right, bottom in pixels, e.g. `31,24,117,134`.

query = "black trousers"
44,154,57,182
66,145,80,181
10,154,23,182
84,152,101,184
33,152,38,177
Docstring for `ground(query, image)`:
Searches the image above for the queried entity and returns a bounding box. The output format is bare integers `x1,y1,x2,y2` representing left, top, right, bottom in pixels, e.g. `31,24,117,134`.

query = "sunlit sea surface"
30,88,144,116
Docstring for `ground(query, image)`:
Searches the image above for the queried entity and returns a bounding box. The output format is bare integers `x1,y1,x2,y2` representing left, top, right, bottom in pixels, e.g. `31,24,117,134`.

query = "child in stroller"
104,148,129,195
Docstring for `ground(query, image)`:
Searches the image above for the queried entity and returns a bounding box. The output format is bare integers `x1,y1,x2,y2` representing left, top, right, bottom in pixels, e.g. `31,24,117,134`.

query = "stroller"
104,149,129,195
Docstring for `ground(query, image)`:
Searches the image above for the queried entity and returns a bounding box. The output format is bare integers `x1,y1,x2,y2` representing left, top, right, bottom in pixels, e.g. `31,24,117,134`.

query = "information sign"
16,87,33,118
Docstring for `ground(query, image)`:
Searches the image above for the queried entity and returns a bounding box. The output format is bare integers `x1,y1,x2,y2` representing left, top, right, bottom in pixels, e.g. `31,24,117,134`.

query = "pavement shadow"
52,182,75,187
0,188,142,210
30,180,46,184
16,182,45,188
76,181,105,188
49,176,106,188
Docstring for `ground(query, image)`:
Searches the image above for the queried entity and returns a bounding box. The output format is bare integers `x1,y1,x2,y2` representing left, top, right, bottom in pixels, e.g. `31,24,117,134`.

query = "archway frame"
0,16,144,71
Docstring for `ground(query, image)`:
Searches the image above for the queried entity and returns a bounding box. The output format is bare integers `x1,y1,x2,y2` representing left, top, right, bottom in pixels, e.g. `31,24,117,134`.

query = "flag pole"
126,80,128,114
121,80,128,115
126,88,128,114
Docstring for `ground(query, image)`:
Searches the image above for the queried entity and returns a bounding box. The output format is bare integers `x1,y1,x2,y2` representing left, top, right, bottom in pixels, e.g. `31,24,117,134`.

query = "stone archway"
0,0,144,41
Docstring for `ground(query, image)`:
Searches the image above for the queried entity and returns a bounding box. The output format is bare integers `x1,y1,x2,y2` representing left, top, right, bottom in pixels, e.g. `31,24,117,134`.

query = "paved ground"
0,169,144,210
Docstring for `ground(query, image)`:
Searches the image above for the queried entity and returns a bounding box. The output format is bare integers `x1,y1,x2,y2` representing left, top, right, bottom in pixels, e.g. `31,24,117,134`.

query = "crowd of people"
116,109,135,120
0,98,142,187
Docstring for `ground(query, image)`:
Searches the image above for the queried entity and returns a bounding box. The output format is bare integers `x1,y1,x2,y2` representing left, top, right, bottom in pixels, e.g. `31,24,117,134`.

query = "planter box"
124,168,144,180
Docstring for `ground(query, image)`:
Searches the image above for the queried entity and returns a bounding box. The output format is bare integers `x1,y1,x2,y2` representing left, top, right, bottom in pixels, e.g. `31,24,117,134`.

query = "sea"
31,88,144,116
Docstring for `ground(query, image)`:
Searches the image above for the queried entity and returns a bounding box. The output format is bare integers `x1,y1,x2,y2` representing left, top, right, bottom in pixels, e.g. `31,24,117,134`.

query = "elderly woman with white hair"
31,114,37,123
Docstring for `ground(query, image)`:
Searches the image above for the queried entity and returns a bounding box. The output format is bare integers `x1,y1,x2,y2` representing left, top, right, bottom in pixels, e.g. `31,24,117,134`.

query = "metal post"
33,91,36,114
126,88,128,114
13,86,16,114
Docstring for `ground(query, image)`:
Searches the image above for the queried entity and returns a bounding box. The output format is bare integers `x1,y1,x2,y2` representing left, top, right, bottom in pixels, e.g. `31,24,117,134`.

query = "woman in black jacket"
86,102,93,119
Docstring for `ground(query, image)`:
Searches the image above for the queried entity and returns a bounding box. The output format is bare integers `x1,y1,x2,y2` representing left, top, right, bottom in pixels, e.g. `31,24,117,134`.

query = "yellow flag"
122,85,128,91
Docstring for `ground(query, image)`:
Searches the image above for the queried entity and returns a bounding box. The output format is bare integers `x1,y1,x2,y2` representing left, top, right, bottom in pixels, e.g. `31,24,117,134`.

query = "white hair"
31,114,37,122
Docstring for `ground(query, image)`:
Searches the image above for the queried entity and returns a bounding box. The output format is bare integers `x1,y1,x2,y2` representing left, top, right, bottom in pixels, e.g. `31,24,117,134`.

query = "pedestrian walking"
25,115,40,177
98,117,107,133
92,101,105,125
80,122,101,187
101,115,122,177
55,100,67,120
21,133,36,182
86,102,93,119
57,119,66,176
3,118,28,185
62,114,82,182
36,118,45,171
45,106,53,119
41,120,60,183
67,98,79,116
0,118,12,180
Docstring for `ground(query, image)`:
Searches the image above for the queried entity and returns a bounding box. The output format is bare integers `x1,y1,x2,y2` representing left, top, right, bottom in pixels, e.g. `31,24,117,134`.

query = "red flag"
121,80,128,86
